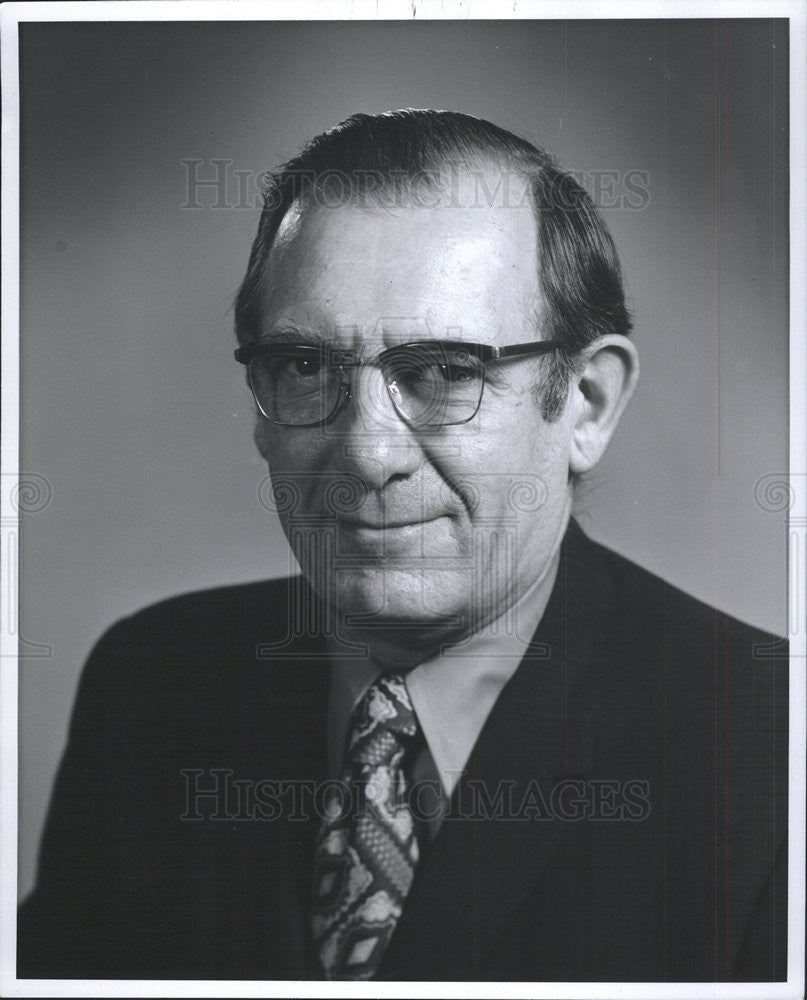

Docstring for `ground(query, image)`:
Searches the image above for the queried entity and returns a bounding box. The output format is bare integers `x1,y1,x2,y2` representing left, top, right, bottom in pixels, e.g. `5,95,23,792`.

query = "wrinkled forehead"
261,163,541,346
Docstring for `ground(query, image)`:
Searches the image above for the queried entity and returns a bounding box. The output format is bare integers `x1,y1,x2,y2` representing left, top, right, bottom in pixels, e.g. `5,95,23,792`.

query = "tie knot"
347,673,418,766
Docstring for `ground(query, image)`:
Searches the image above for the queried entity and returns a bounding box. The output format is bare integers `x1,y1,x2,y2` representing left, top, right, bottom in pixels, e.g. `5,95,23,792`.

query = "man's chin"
321,568,467,632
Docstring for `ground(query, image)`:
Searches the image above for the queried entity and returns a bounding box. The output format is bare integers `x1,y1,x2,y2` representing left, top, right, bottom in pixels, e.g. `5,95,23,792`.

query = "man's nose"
328,364,423,488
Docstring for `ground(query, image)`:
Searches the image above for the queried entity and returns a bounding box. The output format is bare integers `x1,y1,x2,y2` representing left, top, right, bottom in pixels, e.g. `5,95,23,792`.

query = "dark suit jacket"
18,521,788,981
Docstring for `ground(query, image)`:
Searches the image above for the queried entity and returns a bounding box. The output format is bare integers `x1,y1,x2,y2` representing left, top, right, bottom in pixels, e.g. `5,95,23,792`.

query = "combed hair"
235,109,632,419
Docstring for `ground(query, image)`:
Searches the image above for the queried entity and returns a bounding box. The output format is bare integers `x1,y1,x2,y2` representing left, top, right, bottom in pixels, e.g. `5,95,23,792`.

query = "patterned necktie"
311,673,421,979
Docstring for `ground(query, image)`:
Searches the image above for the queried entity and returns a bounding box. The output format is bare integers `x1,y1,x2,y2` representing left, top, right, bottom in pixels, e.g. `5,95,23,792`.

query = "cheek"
264,426,324,471
263,429,330,516
452,412,561,495
448,424,571,560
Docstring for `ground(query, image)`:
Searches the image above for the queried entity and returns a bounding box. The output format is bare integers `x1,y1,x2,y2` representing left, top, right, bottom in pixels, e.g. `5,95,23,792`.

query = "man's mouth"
338,515,446,531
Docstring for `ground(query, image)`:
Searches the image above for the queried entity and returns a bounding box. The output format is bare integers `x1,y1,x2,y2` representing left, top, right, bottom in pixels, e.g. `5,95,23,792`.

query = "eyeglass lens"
248,344,485,427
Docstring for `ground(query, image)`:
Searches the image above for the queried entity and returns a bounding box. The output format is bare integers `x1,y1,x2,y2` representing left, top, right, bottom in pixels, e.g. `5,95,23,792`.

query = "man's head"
236,110,638,662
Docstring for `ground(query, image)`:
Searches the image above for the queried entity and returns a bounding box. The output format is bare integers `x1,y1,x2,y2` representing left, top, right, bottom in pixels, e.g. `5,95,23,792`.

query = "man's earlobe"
568,335,639,475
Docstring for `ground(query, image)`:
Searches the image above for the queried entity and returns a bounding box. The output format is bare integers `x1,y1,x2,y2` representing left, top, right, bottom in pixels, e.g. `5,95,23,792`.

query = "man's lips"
338,515,447,531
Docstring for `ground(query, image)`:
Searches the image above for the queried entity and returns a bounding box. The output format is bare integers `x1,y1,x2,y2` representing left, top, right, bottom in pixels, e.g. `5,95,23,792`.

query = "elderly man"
18,110,787,983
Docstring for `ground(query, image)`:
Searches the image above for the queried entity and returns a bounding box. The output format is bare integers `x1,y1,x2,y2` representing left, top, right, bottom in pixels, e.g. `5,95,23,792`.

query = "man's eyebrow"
257,328,328,345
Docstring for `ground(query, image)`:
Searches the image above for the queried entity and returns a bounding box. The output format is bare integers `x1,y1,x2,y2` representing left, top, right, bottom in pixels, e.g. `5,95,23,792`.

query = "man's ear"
568,335,639,476
253,416,270,461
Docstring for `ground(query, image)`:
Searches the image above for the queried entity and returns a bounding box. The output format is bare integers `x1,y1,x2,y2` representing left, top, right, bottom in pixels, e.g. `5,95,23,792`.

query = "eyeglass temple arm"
490,341,562,361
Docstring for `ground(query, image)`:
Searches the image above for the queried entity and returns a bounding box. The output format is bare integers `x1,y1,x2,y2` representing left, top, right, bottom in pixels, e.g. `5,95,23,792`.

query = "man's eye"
291,355,323,377
390,350,481,386
276,352,325,379
438,363,480,384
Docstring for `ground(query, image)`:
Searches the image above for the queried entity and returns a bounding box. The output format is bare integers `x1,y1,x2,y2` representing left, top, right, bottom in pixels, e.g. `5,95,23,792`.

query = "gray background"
18,19,788,899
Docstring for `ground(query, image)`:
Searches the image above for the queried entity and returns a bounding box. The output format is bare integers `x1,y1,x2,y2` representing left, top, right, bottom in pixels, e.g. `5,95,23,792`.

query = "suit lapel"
378,521,617,980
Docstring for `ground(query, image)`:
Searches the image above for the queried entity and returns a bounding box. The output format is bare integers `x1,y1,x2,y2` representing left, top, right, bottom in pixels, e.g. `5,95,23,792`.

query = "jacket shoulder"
585,530,786,659
574,527,788,772
66,576,318,733
109,575,298,635
85,576,305,666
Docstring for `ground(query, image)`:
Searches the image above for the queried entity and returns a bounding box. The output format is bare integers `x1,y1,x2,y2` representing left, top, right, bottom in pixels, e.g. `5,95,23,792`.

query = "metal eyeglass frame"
233,338,564,428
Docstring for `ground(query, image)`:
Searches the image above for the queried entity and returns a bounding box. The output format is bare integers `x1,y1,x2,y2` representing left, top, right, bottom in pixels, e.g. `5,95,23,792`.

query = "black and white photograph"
1,2,804,996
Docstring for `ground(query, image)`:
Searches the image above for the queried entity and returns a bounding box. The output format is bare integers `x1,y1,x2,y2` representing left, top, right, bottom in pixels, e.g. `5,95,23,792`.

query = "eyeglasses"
233,338,563,429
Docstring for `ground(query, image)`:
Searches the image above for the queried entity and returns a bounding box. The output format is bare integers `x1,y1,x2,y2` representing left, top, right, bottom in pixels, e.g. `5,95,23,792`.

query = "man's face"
255,169,579,653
